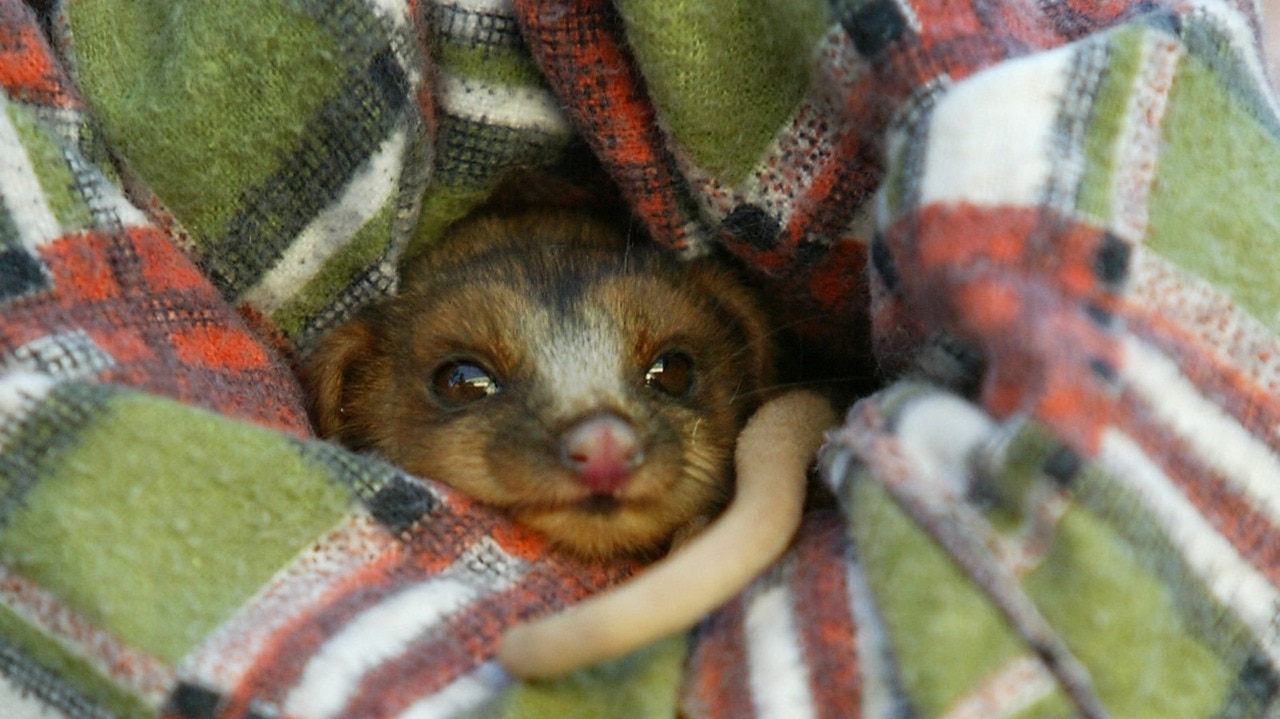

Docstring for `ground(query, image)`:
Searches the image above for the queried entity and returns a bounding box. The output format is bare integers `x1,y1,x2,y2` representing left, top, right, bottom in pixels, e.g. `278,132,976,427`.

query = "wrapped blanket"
2,0,1280,716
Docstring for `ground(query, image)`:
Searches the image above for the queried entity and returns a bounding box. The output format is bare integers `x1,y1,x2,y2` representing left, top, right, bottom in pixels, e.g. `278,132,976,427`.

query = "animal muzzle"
559,413,644,494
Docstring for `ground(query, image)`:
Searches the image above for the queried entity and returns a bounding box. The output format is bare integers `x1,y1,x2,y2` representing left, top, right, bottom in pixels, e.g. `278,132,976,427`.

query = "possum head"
304,210,777,559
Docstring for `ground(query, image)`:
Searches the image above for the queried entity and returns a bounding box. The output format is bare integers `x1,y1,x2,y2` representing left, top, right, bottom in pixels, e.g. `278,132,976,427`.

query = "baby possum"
303,208,778,559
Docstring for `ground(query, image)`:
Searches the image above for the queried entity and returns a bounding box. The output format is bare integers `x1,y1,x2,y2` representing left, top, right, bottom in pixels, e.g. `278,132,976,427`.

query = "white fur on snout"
524,307,630,420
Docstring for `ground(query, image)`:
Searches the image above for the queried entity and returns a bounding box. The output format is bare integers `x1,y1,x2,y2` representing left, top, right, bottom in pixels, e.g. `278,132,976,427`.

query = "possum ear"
687,261,779,401
302,317,382,444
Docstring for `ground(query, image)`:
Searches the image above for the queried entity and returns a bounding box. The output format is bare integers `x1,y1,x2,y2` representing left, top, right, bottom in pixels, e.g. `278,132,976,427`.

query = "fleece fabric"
2,0,1280,717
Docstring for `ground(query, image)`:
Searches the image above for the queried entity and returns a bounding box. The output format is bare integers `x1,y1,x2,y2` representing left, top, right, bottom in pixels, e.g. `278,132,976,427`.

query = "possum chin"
576,495,623,515
516,502,686,560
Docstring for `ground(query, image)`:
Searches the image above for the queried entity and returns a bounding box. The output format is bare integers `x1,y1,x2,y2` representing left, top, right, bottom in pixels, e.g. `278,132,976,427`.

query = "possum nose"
560,414,643,493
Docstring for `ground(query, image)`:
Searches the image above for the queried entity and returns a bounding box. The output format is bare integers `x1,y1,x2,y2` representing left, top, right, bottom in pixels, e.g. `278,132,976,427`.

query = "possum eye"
430,360,501,408
644,351,695,398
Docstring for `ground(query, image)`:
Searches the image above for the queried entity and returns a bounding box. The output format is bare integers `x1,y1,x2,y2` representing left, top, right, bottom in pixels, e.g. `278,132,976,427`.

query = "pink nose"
559,414,644,493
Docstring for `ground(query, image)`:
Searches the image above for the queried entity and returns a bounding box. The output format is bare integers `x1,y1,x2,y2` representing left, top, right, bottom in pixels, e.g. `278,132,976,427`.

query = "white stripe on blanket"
435,0,515,15
438,74,571,135
918,43,1073,208
0,103,62,251
745,583,816,719
433,0,521,46
283,537,523,719
284,578,481,719
1,331,115,382
892,391,998,500
239,128,407,314
1121,336,1280,526
367,0,409,29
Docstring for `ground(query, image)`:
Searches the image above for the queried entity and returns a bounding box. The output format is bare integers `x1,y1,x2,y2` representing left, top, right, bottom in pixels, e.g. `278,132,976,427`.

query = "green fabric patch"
1024,507,1229,718
979,423,1065,534
0,391,352,663
1073,461,1269,713
5,102,91,231
1075,29,1143,226
0,602,151,719
848,407,1232,716
0,382,110,512
849,476,1037,716
404,182,496,261
977,424,1228,716
474,635,686,719
65,0,344,243
613,0,829,184
1147,43,1280,333
271,201,397,338
0,205,19,249
1179,15,1280,137
434,43,548,90
879,135,909,222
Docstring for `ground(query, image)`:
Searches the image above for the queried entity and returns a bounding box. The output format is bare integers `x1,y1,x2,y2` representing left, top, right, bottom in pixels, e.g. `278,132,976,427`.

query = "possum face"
304,211,777,559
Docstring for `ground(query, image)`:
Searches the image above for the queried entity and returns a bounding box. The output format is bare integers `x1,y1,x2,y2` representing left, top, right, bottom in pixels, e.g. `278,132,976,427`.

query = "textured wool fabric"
3,0,1280,717
822,6,1280,714
611,0,830,183
61,0,428,346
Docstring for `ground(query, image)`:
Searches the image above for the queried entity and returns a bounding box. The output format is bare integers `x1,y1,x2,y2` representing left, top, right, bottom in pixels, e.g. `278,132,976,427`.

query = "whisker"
697,309,876,388
727,376,876,404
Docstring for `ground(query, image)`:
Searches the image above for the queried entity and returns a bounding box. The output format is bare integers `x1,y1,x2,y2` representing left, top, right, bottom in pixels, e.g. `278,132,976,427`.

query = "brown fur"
303,209,777,559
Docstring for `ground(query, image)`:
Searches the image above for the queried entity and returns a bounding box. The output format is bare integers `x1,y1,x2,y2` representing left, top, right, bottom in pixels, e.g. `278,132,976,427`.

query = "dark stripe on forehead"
552,244,660,310
424,240,660,316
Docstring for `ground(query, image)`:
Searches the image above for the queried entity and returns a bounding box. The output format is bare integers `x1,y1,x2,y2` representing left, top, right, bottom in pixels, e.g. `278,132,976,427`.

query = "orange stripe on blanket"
972,285,1122,452
682,593,755,719
1119,303,1280,456
41,231,121,302
788,511,862,719
134,230,215,295
32,227,313,434
216,491,588,716
883,205,1125,451
215,538,450,718
43,227,218,303
513,0,693,254
489,520,551,562
900,205,1101,293
171,325,272,372
810,239,870,310
0,0,81,110
888,204,1115,327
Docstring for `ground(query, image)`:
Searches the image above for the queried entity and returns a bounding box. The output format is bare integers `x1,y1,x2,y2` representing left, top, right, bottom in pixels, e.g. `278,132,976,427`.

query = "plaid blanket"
2,0,1280,716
